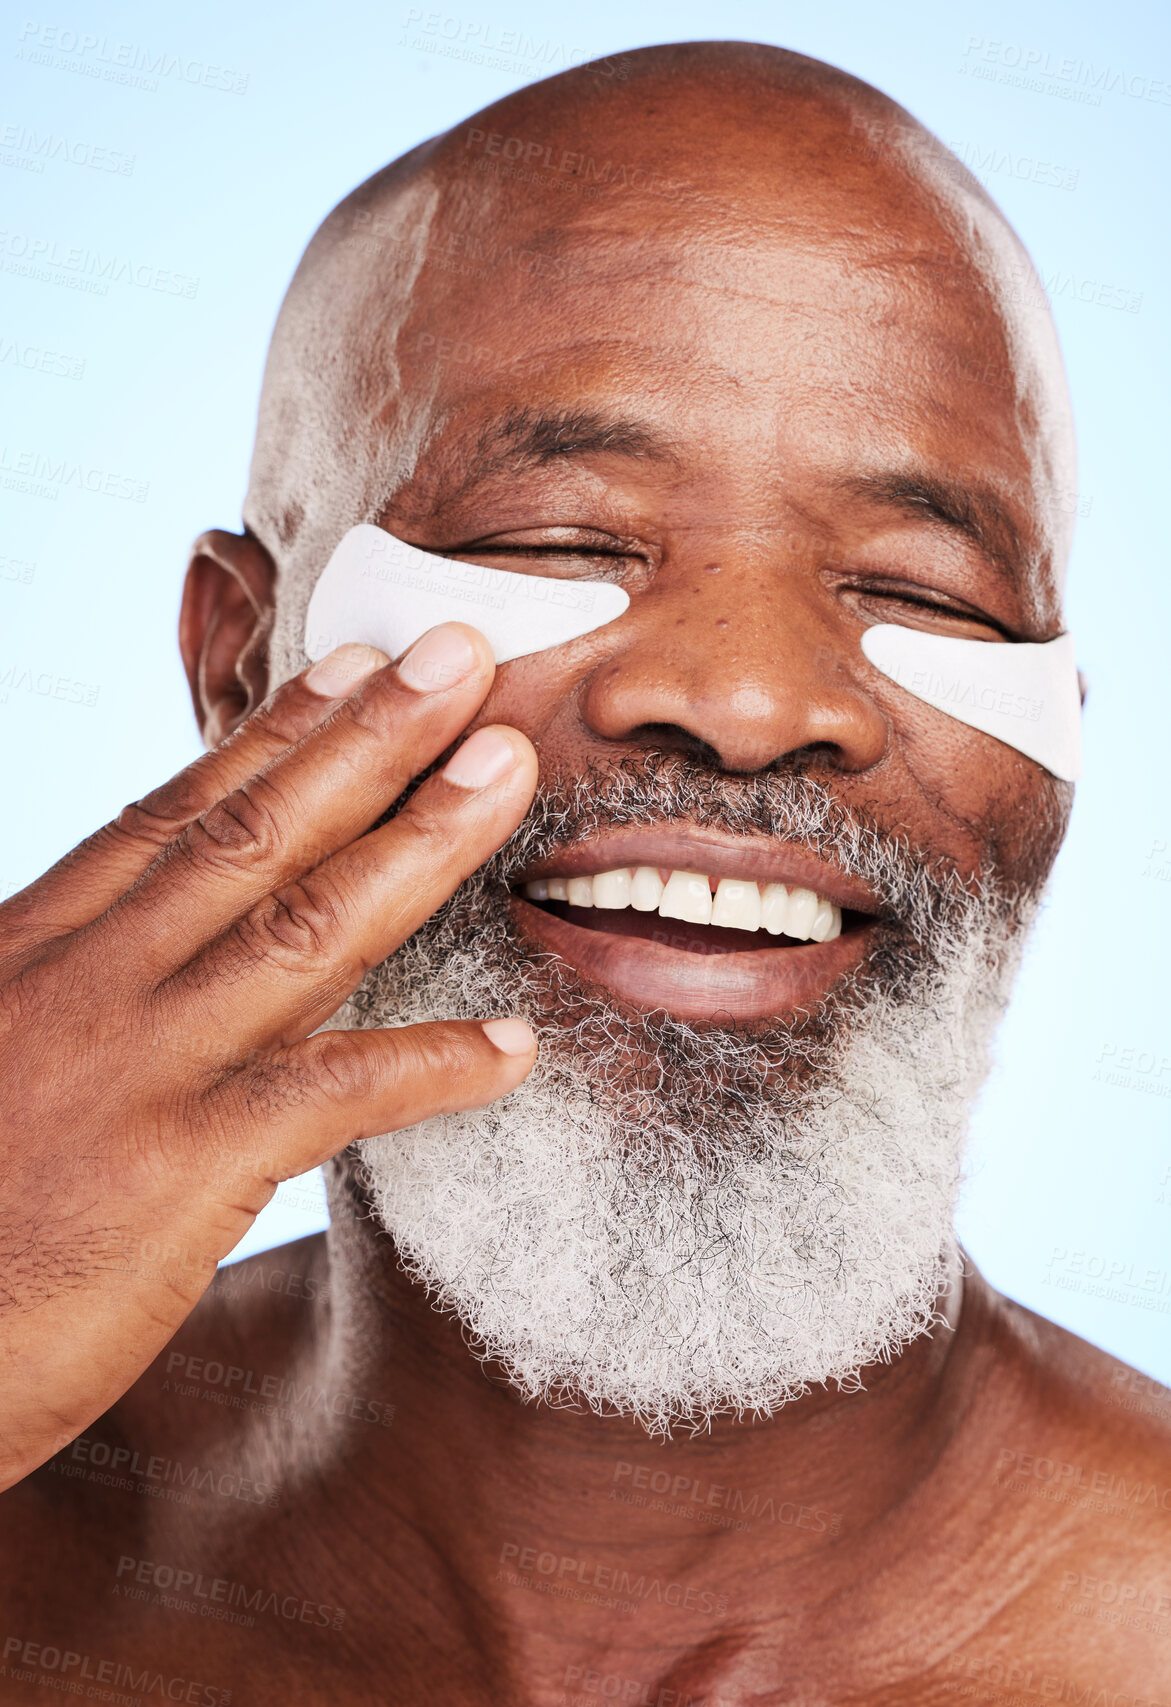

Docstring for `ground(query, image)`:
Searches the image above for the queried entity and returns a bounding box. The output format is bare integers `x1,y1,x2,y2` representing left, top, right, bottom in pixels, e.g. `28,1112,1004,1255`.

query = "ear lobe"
180,529,276,748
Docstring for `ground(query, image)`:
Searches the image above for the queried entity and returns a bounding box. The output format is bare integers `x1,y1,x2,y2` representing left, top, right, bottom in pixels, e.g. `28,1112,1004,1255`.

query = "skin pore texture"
4,40,1170,1707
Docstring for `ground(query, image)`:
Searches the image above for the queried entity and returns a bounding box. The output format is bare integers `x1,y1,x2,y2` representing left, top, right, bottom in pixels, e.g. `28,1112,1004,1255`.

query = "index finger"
4,643,389,949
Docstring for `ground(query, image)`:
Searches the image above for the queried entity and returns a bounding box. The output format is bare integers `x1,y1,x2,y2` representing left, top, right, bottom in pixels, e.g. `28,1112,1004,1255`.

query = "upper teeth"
522,869,842,942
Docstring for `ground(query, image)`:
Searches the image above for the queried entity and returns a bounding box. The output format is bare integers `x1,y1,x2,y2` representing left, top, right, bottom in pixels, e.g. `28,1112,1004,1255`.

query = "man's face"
268,115,1073,1428
358,144,1069,1017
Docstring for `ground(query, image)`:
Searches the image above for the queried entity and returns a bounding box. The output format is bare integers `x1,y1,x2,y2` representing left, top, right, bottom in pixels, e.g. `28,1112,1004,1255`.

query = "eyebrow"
834,470,1032,587
462,405,681,482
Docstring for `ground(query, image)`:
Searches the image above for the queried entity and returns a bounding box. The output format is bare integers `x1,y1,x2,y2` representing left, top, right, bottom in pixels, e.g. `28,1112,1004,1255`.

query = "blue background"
2,0,1168,1379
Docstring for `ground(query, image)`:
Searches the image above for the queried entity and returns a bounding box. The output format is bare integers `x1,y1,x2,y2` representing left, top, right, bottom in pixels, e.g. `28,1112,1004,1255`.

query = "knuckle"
132,765,211,826
339,692,426,774
234,691,310,752
106,798,186,857
236,877,342,968
303,1033,385,1104
397,794,457,850
185,777,285,870
393,1024,475,1093
428,1029,481,1086
344,687,401,743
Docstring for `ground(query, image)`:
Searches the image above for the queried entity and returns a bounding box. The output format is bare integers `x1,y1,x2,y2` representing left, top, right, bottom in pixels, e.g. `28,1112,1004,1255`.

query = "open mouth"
507,846,877,1022
516,867,862,957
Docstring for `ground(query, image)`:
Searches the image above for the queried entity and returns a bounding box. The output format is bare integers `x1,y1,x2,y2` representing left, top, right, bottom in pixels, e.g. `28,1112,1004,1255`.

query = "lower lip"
509,898,875,1023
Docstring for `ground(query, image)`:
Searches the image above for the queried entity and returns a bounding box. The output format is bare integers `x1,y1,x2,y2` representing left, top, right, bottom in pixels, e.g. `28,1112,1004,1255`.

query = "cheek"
466,655,573,755
987,771,1073,892
895,716,1071,892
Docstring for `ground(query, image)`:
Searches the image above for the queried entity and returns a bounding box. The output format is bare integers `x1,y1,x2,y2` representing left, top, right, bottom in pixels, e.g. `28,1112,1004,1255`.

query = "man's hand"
0,626,538,1489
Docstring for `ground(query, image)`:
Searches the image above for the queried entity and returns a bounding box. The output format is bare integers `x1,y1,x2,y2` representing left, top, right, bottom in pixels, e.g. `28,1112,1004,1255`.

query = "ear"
179,529,277,748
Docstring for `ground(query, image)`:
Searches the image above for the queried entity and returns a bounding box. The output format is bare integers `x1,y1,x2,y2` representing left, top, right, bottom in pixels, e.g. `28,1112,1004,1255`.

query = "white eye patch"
306,525,1081,782
860,625,1082,782
305,523,629,665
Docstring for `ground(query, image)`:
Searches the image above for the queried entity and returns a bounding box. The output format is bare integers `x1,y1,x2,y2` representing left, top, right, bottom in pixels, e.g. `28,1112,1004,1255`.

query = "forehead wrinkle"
424,146,1017,318
400,225,1023,415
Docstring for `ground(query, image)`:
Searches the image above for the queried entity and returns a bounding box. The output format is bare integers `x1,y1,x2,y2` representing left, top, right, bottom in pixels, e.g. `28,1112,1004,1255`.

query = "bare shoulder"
983,1280,1171,1544
0,1235,330,1631
925,1276,1171,1702
112,1228,334,1450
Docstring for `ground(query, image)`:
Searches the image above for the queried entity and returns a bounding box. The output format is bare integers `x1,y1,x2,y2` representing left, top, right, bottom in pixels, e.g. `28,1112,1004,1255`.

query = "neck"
275,1172,986,1701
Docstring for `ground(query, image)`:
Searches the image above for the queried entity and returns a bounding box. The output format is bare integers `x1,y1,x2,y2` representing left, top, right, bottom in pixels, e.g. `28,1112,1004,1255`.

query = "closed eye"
843,578,1014,641
444,530,653,586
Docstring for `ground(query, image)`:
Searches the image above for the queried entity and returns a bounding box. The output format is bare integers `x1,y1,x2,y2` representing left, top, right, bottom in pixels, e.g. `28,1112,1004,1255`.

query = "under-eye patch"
861,625,1081,782
306,525,1082,782
305,523,629,665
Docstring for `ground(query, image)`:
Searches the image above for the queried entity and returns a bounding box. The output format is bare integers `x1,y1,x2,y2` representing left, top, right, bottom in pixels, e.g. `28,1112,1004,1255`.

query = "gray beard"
335,756,1036,1435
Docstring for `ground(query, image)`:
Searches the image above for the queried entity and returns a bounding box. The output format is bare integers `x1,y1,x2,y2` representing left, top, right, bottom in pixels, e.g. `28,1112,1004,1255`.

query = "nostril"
622,725,838,779
624,724,724,770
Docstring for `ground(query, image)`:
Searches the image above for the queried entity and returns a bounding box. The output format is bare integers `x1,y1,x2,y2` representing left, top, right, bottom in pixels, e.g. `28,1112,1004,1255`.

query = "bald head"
247,40,1075,684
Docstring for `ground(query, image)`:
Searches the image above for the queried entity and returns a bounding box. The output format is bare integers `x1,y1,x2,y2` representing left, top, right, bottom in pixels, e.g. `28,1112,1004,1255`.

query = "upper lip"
513,828,881,916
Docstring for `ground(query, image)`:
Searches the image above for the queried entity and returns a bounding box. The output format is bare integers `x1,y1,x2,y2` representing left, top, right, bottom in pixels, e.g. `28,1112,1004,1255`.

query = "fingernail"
398,624,480,694
441,727,518,790
305,642,389,699
481,1017,536,1056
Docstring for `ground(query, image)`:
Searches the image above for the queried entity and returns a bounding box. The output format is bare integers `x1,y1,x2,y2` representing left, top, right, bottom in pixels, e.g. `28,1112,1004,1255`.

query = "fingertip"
481,1017,537,1057
443,621,498,667
396,623,497,695
305,643,391,699
475,723,540,786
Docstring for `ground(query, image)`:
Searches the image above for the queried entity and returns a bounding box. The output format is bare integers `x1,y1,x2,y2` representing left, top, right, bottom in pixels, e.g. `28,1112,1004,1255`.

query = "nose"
581,561,888,775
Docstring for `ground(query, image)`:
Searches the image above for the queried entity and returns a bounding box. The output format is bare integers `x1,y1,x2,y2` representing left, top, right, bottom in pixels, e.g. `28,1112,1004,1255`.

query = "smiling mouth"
505,836,881,1022
516,867,861,957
